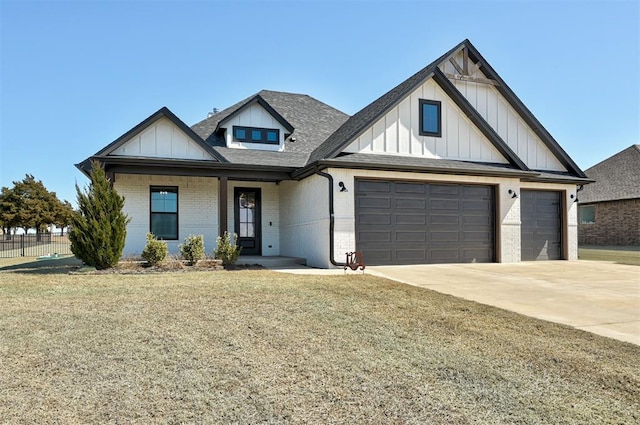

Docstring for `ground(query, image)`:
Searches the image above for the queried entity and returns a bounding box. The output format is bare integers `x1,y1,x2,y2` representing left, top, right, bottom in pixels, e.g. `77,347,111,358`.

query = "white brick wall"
279,175,331,268
113,170,578,266
114,174,219,256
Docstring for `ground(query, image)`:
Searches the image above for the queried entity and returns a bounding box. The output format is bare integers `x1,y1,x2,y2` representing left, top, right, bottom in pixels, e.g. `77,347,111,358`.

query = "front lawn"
579,246,640,266
1,262,638,424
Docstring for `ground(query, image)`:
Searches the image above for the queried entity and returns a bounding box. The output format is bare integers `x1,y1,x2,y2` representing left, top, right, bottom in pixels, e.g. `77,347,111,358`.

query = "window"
419,99,442,137
150,186,178,239
233,126,279,145
579,205,595,224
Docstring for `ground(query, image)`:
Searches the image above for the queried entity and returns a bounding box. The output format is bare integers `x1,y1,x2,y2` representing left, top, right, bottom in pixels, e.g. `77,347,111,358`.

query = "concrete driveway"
368,261,640,345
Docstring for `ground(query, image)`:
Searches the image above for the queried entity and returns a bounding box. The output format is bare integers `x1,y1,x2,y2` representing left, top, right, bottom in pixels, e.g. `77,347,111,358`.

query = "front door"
234,188,261,255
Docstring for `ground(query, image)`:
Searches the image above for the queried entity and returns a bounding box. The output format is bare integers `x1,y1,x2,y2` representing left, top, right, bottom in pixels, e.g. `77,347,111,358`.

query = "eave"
77,156,295,182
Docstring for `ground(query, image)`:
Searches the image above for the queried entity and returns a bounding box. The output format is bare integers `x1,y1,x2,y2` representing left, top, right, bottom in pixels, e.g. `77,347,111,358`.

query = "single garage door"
520,190,562,260
355,179,495,265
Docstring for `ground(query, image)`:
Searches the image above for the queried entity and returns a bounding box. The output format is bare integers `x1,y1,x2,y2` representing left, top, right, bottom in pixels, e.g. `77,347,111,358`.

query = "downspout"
315,170,347,267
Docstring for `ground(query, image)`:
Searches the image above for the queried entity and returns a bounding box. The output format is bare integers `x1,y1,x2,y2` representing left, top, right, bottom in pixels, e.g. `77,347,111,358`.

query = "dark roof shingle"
190,90,349,167
579,145,640,203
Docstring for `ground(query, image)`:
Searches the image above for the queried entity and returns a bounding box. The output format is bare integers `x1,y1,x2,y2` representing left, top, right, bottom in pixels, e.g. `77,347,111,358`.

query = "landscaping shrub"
141,233,168,266
69,160,130,269
214,231,241,266
180,234,205,266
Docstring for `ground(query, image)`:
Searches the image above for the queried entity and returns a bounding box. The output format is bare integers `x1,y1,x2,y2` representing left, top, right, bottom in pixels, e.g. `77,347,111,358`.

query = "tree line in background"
0,175,74,238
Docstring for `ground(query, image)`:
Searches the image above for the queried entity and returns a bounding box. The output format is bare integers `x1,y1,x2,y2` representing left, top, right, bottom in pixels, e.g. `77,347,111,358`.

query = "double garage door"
355,179,495,265
355,179,562,265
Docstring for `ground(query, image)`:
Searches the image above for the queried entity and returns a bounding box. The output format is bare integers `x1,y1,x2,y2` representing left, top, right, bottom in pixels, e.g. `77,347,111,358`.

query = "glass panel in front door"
238,192,256,237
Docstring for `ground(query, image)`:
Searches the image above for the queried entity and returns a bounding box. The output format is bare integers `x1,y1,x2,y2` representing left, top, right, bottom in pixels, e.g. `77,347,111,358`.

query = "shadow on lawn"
0,256,83,274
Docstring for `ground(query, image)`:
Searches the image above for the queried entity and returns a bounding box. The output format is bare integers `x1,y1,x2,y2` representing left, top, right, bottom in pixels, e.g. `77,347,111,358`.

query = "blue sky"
1,0,638,205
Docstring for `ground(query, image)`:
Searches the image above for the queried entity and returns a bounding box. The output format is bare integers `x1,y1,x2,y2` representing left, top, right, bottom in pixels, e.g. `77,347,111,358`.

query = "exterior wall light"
508,189,518,199
338,182,348,192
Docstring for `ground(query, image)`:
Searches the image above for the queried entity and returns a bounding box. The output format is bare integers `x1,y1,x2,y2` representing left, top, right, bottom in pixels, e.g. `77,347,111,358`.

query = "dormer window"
233,126,279,145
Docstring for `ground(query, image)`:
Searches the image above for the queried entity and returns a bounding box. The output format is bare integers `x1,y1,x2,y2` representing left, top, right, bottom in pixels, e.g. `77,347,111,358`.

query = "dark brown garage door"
355,179,495,265
521,190,562,261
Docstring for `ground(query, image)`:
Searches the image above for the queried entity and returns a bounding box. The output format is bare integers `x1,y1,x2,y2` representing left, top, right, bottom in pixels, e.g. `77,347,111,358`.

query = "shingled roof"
579,145,640,203
191,90,349,167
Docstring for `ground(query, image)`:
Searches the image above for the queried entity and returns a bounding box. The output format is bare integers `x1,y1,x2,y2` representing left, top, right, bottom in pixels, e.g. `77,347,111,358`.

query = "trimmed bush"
180,234,205,266
214,231,241,267
141,233,168,266
69,160,130,269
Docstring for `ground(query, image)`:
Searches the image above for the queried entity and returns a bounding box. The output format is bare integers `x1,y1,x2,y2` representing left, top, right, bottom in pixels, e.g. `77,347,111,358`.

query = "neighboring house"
578,145,640,246
77,39,589,268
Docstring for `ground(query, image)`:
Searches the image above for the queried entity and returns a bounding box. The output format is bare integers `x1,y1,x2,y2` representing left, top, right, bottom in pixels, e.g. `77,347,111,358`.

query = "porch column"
219,177,228,236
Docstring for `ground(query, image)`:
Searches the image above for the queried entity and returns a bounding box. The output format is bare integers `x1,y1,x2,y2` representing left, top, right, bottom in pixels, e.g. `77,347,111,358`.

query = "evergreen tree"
11,175,60,237
69,161,130,269
0,186,19,237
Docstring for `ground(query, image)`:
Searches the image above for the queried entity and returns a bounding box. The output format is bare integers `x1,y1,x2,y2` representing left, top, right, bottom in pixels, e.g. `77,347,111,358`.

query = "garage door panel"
463,199,492,211
463,185,492,196
431,231,459,242
358,180,391,192
396,182,426,193
521,190,562,261
429,249,460,261
430,199,460,210
462,248,492,262
431,215,459,225
463,215,492,226
396,231,426,242
365,250,392,263
395,249,427,262
430,184,460,195
356,179,495,265
463,230,493,241
358,213,391,225
358,231,391,242
396,198,426,209
395,214,427,225
359,197,391,209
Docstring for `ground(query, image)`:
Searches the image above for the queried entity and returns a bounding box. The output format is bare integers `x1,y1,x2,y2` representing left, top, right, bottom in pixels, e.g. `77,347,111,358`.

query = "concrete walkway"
366,261,640,345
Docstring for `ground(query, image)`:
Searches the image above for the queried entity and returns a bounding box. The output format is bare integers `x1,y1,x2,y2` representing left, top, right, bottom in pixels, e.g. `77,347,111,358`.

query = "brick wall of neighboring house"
578,199,640,246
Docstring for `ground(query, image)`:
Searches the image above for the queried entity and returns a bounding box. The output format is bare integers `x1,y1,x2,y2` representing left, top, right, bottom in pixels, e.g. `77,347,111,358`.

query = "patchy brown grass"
0,266,638,424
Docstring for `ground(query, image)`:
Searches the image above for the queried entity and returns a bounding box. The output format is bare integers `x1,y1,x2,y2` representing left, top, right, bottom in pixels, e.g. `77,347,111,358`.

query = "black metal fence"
0,234,72,258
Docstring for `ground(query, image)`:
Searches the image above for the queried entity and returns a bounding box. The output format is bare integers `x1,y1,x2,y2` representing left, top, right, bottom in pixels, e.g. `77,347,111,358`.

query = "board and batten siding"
114,174,219,256
223,103,288,152
111,117,214,160
439,56,566,172
343,79,509,164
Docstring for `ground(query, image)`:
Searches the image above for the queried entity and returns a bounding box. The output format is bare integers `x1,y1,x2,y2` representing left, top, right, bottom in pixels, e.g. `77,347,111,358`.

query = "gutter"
314,169,347,267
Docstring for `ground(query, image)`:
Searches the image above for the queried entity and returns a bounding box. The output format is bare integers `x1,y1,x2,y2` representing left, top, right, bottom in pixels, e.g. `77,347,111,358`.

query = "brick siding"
578,199,640,246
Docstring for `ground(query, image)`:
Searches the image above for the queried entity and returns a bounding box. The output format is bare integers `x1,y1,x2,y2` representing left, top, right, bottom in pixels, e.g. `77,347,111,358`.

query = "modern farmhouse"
77,39,590,268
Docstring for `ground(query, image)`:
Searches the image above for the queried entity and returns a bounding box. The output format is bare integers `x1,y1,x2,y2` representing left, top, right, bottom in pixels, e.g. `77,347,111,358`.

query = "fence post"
21,234,25,257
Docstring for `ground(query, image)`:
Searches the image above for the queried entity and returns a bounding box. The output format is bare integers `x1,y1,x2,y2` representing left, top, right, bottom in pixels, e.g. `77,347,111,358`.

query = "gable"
439,51,566,171
219,102,290,152
343,78,509,164
110,117,215,160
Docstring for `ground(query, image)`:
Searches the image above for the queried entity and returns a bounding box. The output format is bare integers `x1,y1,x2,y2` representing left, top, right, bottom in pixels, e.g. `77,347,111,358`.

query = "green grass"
579,246,640,266
1,261,638,424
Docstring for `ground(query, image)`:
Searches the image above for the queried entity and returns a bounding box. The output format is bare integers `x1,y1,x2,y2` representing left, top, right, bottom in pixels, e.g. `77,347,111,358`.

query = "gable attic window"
233,126,279,145
150,186,178,240
419,99,442,137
